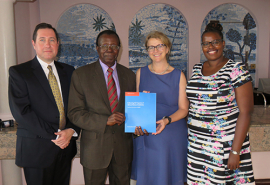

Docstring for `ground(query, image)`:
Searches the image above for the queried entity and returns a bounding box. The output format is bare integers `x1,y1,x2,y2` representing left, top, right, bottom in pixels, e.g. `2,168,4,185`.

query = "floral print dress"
186,59,255,185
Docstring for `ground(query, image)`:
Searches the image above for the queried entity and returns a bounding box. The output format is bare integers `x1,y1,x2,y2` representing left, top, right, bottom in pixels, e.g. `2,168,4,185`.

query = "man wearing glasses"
68,30,136,185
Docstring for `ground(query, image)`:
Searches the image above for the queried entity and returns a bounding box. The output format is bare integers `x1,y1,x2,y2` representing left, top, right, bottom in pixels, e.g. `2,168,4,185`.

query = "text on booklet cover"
125,92,156,133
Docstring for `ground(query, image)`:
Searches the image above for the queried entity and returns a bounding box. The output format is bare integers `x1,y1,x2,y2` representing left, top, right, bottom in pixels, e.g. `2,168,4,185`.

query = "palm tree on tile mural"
129,18,147,61
109,23,116,32
129,18,145,45
93,15,116,32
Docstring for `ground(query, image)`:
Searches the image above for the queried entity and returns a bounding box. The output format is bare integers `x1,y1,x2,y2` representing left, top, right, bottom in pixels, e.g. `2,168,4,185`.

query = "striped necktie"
107,68,118,113
47,65,66,130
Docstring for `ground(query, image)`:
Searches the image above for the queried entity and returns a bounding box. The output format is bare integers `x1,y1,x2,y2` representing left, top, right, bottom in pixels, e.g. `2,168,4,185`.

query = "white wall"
251,152,270,179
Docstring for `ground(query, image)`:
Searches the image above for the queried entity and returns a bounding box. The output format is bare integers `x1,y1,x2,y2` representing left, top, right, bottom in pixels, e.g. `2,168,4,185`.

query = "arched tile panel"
129,4,188,76
56,4,115,68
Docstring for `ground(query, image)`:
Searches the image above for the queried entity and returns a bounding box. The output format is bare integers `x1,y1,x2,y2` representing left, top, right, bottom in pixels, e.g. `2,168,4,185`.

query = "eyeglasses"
99,45,120,51
201,39,223,48
146,44,166,52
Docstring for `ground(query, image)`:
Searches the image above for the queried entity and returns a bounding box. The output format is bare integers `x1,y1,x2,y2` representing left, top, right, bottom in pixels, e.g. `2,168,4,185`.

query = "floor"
105,180,270,185
103,178,270,185
255,179,270,185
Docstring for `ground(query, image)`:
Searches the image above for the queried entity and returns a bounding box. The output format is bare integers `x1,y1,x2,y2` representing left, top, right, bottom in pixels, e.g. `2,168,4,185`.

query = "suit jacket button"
112,131,115,134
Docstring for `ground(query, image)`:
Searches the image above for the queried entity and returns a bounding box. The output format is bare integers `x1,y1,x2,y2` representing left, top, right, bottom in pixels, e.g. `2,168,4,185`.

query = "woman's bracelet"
230,150,240,155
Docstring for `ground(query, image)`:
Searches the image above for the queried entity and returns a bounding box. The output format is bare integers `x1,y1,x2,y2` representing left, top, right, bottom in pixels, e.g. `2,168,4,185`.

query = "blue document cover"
125,92,156,133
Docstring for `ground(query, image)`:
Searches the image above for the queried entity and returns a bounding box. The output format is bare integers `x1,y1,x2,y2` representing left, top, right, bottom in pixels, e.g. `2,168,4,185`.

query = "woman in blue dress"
131,31,189,185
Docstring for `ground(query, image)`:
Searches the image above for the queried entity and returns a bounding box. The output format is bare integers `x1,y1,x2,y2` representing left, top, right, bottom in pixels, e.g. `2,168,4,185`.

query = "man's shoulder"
74,61,98,72
55,61,72,67
9,59,34,72
55,61,75,72
117,63,135,75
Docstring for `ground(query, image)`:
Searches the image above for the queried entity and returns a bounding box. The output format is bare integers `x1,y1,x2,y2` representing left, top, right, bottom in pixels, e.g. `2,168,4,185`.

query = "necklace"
151,63,170,75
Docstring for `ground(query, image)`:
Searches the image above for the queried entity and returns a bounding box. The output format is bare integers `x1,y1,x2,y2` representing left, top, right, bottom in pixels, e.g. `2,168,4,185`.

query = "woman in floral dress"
186,22,255,184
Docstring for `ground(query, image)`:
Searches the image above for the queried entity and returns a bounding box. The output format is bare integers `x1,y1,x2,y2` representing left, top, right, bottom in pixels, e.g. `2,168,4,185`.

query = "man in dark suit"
68,30,136,185
8,23,80,185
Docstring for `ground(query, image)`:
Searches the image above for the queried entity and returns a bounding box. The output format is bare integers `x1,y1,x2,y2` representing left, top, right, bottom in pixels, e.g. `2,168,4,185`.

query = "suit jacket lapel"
94,61,111,111
31,57,56,105
116,64,126,112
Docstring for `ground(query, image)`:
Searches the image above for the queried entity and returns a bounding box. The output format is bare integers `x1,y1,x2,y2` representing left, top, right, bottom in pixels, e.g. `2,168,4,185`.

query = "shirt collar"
36,56,55,69
99,59,117,74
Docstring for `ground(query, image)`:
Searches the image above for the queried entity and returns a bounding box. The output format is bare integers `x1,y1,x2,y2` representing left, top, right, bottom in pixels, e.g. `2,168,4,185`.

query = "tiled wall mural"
201,3,257,85
128,4,188,76
56,4,115,68
55,3,256,83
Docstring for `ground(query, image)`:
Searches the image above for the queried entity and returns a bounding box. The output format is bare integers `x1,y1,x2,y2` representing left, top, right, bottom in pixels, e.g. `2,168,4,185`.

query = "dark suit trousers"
83,153,131,185
23,149,72,185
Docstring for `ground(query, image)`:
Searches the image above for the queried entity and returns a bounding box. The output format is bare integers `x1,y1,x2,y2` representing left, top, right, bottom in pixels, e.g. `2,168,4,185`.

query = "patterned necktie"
47,65,66,130
107,68,118,113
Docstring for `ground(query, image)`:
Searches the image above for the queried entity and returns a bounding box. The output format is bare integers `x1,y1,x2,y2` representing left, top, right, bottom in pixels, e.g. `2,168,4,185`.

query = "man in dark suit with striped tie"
68,30,136,185
8,23,80,185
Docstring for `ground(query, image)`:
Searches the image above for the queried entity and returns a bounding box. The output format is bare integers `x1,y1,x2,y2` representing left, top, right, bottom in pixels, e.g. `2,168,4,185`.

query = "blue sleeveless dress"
131,66,188,185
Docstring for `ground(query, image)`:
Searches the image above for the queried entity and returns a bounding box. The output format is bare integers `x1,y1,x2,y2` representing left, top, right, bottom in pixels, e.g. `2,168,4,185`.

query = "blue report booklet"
125,92,156,133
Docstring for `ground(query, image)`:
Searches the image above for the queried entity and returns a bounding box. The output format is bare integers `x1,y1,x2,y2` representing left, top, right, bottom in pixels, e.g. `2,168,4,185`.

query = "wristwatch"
230,150,240,155
163,116,171,125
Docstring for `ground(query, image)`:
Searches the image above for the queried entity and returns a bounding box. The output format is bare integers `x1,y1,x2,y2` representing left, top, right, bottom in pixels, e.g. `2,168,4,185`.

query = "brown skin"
134,126,149,136
96,34,125,126
202,31,254,170
107,111,126,126
227,82,253,170
96,34,120,68
201,32,228,76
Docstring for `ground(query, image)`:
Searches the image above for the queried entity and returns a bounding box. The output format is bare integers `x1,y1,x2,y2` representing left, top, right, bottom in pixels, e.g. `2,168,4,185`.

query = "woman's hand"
227,152,240,170
134,126,149,136
152,118,168,135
